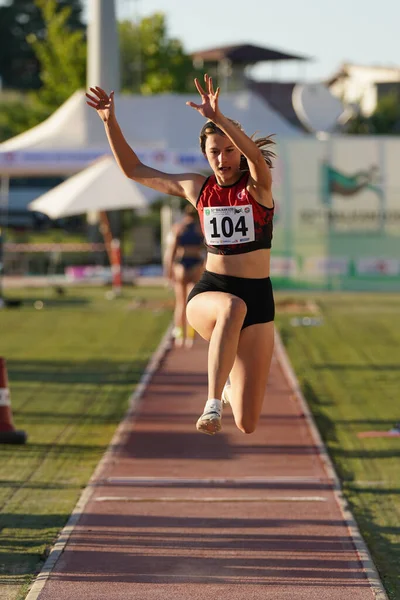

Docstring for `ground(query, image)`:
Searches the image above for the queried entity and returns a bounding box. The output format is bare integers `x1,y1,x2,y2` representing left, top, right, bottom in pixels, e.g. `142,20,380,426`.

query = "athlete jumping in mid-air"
86,74,276,435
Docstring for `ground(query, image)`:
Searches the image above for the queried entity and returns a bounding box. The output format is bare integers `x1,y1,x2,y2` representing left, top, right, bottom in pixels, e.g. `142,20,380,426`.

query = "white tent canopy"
0,89,303,175
28,156,159,219
1,89,302,152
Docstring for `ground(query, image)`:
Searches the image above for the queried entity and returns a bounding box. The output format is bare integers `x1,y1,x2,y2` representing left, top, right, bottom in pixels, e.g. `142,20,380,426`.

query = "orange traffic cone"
0,357,27,444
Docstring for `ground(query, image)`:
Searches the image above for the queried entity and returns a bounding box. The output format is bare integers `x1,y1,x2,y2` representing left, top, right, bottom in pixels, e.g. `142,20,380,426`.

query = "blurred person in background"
163,204,205,348
86,74,275,436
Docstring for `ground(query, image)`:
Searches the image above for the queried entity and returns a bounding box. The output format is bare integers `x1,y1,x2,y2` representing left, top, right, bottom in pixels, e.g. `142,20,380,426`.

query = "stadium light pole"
87,0,120,93
86,0,121,245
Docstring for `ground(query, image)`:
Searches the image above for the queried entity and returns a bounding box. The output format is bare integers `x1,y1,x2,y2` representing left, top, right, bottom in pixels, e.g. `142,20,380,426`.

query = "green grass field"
0,285,173,600
275,292,400,599
0,287,399,599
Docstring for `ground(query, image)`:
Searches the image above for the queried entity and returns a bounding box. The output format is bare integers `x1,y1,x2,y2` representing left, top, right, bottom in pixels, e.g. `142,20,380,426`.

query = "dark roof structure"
191,43,309,65
246,79,307,131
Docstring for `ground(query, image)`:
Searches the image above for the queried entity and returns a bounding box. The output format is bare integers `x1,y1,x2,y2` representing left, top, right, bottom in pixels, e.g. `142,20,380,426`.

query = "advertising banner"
272,136,400,290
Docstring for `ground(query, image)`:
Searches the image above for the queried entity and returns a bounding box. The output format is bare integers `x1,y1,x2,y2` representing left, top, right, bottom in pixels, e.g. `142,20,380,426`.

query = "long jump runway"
27,331,386,600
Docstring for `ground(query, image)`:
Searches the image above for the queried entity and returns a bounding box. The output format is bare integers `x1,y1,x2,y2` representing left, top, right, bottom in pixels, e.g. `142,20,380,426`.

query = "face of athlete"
204,133,242,185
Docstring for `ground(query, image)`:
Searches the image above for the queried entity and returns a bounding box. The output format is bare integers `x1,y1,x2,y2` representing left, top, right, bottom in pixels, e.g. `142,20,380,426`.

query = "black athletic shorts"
187,270,275,329
174,256,203,270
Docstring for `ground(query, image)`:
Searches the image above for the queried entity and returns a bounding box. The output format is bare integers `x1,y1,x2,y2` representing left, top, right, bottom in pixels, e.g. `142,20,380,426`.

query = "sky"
1,0,398,83
107,0,400,83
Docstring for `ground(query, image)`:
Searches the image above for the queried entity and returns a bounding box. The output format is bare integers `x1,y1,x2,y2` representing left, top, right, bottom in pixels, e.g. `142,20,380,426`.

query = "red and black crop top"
196,172,274,255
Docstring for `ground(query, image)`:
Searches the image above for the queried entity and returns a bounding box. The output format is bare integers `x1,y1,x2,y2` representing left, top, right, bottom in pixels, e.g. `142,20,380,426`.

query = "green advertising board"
271,136,400,290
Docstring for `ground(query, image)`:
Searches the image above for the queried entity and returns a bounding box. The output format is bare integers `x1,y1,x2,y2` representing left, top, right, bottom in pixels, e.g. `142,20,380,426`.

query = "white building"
328,63,400,117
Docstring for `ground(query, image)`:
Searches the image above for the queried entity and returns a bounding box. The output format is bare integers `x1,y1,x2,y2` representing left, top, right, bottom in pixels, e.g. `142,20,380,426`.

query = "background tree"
27,0,86,112
119,13,199,94
369,92,400,134
0,6,198,143
0,0,84,91
0,0,86,142
346,92,400,134
0,93,49,142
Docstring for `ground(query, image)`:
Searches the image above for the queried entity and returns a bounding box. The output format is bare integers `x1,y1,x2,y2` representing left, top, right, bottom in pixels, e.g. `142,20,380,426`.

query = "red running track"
26,331,386,600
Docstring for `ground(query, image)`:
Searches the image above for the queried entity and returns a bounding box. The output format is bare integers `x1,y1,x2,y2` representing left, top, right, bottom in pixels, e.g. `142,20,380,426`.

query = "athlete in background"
164,204,204,348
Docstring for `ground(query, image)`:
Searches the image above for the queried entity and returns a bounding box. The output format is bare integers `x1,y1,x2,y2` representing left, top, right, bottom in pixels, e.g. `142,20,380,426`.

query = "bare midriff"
205,248,271,279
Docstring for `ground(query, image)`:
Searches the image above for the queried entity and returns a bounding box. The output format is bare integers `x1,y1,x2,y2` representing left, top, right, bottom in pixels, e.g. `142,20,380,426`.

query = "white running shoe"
222,384,231,406
172,326,184,348
196,400,222,435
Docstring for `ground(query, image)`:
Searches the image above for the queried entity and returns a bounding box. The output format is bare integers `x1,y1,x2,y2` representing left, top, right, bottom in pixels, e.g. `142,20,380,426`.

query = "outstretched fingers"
204,73,214,95
87,86,110,100
87,87,101,99
86,87,102,106
86,88,114,108
194,77,207,97
85,92,96,102
186,101,202,110
85,90,102,108
95,86,112,102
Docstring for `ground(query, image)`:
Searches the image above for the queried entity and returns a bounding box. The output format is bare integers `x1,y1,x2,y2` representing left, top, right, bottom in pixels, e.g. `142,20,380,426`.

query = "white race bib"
203,205,255,245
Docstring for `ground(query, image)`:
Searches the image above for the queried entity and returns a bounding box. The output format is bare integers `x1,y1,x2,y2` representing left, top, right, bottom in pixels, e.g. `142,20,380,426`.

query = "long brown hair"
199,119,276,170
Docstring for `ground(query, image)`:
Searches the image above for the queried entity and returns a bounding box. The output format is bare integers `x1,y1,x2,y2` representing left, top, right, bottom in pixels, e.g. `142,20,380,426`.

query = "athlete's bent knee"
235,417,257,435
220,296,247,324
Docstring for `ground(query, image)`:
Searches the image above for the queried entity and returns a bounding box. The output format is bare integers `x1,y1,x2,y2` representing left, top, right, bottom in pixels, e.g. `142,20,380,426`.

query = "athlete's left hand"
186,73,221,121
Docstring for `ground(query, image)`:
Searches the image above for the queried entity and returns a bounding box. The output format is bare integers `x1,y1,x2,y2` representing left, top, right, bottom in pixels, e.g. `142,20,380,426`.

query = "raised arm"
186,75,272,206
86,87,205,204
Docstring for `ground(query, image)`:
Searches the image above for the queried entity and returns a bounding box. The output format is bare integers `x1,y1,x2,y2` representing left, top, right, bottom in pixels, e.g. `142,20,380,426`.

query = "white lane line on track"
274,328,389,600
24,325,174,600
104,476,330,485
95,495,328,503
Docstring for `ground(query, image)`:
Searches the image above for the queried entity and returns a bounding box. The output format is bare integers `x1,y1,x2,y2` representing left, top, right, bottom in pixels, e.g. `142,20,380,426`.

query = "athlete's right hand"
85,87,115,122
186,74,221,122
